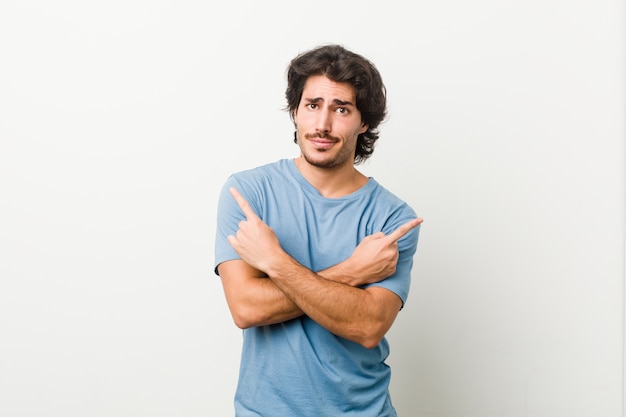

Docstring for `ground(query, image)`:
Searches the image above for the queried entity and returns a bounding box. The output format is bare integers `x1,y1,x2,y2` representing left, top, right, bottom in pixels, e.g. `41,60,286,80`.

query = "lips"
310,138,336,149
306,133,339,149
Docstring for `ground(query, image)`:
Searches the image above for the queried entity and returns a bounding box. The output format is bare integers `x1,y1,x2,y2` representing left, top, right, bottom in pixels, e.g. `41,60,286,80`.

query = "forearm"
237,279,304,328
317,260,365,286
219,255,382,331
223,187,411,340
218,261,304,328
316,231,402,287
267,254,401,348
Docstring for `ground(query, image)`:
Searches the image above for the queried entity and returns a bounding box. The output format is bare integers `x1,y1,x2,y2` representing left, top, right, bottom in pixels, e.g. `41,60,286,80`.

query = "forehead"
301,74,357,103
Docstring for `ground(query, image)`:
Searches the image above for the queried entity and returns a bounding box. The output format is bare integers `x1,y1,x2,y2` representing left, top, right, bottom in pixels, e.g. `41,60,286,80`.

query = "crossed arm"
217,187,423,348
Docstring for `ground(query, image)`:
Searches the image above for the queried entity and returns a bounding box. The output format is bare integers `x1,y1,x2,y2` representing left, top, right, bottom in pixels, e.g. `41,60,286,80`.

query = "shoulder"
368,179,418,218
229,159,289,182
219,159,298,216
366,180,421,247
231,159,288,178
223,159,293,193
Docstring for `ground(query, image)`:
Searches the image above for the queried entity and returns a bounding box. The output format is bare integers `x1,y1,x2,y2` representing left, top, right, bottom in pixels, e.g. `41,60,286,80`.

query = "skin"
218,75,423,348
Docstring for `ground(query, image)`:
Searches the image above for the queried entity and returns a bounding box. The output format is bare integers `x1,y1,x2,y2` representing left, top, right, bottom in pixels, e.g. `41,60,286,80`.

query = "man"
214,44,423,417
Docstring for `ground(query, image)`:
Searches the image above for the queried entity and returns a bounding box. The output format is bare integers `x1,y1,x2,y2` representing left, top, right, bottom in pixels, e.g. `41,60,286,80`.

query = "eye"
336,107,348,114
306,103,318,110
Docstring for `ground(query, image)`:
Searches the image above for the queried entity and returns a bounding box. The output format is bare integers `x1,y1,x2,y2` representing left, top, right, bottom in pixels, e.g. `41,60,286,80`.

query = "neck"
293,156,368,198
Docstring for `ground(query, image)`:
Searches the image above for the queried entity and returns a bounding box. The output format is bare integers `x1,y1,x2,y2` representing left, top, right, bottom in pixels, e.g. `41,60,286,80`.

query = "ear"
359,123,368,134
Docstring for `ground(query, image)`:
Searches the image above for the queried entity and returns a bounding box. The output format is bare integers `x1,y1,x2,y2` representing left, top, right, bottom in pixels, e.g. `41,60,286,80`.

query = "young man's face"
293,75,368,170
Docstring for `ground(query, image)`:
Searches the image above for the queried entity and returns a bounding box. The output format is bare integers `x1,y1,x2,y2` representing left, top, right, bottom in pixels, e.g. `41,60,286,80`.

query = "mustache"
304,132,340,142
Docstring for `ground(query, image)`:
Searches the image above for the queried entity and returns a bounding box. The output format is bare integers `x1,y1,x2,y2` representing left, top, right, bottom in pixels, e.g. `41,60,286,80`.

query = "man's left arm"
227,187,421,348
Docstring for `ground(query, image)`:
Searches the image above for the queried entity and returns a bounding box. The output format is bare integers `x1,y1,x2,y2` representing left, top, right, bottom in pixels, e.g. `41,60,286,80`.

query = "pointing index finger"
386,217,423,242
229,187,260,221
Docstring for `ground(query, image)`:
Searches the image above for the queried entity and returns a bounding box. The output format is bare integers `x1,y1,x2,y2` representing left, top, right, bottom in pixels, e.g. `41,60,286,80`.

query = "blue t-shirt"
214,159,420,417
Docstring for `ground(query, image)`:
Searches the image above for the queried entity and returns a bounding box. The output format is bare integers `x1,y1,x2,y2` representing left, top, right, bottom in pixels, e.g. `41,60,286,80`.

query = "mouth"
306,133,338,149
310,139,336,149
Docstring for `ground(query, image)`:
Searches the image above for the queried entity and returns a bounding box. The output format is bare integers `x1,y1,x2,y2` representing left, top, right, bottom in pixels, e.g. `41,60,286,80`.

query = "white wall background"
0,1,623,416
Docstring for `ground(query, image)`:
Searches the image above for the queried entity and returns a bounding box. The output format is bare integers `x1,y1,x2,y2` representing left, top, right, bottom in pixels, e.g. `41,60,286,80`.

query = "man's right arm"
218,226,407,328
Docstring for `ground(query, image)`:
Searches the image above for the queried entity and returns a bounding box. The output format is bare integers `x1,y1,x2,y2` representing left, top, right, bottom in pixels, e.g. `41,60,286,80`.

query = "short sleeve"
364,208,421,308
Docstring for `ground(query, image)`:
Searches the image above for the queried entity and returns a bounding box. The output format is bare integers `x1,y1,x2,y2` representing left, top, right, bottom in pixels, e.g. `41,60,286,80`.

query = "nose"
315,110,332,135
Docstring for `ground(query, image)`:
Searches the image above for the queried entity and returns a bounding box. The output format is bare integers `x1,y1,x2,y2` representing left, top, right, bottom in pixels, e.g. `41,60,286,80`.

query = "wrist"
319,261,357,286
264,250,296,279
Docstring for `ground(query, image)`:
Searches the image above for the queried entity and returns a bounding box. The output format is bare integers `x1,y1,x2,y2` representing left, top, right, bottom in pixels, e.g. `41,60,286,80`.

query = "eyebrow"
305,97,355,107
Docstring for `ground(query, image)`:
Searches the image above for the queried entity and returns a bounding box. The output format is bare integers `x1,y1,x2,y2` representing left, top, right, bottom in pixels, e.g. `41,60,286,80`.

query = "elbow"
230,302,285,329
229,305,259,329
359,333,385,349
353,322,388,349
354,310,398,349
232,313,262,330
232,315,252,330
360,338,382,350
353,295,401,349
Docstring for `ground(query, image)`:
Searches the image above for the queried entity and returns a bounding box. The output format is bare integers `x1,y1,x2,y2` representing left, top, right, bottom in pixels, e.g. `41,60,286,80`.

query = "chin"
302,154,343,169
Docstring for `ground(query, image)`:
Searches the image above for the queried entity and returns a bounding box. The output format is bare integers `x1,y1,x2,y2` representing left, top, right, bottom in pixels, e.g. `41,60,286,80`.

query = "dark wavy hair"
285,44,387,165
